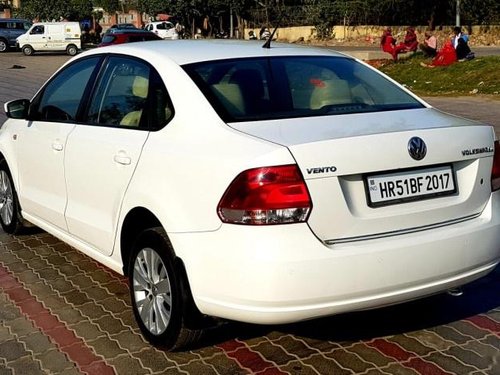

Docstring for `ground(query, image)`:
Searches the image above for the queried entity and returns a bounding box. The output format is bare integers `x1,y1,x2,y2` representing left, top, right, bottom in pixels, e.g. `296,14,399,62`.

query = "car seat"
120,75,149,127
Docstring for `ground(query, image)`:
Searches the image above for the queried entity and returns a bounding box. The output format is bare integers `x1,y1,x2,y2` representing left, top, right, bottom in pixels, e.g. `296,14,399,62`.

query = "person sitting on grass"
419,30,437,57
452,27,475,61
380,27,407,60
420,40,457,68
400,27,418,52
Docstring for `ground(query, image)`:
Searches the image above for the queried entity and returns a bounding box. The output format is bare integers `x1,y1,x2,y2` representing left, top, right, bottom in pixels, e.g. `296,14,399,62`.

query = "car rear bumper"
170,192,500,324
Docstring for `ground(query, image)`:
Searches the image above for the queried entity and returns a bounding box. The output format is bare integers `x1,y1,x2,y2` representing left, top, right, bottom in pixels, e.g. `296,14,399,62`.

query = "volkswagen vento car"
1,40,499,350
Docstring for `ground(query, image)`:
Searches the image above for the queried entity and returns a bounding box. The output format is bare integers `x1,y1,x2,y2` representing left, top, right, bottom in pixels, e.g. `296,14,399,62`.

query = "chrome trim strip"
324,213,482,245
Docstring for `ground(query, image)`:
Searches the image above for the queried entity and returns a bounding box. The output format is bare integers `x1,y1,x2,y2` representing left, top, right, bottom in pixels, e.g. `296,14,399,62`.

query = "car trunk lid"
228,108,495,242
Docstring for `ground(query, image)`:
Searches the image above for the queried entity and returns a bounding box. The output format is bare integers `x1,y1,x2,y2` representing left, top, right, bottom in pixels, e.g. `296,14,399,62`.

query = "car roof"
0,18,31,22
82,39,349,66
148,21,173,24
107,29,157,35
32,22,79,26
112,23,136,27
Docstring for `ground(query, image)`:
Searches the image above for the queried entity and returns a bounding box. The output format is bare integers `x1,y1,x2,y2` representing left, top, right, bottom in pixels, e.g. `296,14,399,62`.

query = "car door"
64,56,172,255
16,56,101,231
27,24,47,49
46,24,64,50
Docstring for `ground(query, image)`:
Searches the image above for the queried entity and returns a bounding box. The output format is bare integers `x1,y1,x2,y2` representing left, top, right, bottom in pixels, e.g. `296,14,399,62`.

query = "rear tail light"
218,165,312,225
492,140,500,191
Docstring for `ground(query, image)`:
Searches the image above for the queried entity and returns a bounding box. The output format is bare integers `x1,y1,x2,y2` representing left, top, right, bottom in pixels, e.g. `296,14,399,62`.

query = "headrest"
230,69,264,98
132,76,149,98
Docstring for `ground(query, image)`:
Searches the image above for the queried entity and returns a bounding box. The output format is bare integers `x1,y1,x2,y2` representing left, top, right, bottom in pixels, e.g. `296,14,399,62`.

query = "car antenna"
262,13,283,49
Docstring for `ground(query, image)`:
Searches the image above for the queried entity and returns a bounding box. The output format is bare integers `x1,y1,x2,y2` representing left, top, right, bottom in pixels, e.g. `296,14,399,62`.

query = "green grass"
378,54,500,97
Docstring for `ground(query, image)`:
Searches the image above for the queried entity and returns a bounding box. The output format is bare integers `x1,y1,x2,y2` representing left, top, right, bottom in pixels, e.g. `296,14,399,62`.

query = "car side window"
32,57,100,122
30,25,44,34
86,56,173,130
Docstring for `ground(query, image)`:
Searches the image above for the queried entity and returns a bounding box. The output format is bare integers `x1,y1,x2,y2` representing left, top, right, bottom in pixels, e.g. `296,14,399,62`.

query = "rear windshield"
184,56,424,122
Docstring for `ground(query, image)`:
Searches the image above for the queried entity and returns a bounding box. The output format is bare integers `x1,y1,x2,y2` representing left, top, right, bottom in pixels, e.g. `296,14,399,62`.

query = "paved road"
0,52,499,374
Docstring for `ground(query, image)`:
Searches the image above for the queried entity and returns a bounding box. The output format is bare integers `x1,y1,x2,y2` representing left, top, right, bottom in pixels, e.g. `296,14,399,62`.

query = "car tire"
0,38,8,53
129,227,203,350
22,45,33,56
66,44,78,56
0,161,24,234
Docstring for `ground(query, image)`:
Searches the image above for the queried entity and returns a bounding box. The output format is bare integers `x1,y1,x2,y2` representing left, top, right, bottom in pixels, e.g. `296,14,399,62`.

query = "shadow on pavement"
191,265,499,349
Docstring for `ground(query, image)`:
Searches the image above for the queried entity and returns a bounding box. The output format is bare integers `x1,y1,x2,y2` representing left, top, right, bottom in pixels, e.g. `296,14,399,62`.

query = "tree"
304,0,337,38
18,0,93,21
136,0,167,18
461,0,500,25
94,0,120,13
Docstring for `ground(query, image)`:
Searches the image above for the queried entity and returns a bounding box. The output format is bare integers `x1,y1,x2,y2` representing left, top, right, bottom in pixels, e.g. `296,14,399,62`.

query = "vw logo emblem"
408,137,427,161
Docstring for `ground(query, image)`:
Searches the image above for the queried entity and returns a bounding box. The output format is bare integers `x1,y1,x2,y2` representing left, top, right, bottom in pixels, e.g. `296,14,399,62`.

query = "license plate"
366,165,456,206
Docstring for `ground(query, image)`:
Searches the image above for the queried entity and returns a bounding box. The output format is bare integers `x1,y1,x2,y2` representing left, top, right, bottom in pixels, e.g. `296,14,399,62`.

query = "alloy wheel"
132,247,173,335
0,170,14,225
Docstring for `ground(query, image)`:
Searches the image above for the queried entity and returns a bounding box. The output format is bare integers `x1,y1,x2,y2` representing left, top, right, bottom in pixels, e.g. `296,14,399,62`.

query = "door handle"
114,154,131,165
52,142,63,151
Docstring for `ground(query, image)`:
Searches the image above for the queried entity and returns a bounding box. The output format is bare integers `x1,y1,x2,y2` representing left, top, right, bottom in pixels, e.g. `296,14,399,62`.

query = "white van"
17,22,81,56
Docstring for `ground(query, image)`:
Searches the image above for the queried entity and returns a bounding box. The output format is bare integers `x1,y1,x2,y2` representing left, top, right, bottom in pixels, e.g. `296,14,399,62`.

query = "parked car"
1,40,499,350
109,23,137,30
144,21,178,39
98,29,161,47
0,18,32,52
16,22,81,56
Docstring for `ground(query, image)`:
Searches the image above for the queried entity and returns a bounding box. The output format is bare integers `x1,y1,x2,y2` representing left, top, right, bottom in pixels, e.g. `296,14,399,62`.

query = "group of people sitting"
380,27,418,60
380,26,474,66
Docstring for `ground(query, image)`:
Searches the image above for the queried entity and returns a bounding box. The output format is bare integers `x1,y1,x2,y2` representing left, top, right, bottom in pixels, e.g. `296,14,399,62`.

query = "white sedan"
1,40,499,350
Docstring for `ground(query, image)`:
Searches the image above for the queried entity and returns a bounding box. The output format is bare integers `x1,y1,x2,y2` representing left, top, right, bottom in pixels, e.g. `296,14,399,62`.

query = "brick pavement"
0,203,498,375
0,51,499,375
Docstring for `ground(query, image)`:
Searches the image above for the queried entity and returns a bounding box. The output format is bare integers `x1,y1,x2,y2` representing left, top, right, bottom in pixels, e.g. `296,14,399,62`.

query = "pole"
456,0,460,26
230,5,234,38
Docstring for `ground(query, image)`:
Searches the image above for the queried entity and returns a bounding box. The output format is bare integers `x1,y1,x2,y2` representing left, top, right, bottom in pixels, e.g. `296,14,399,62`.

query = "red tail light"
218,165,312,225
492,140,500,191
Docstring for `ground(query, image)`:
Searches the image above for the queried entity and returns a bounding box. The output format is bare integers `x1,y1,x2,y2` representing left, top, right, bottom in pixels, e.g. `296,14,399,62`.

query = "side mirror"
4,99,30,120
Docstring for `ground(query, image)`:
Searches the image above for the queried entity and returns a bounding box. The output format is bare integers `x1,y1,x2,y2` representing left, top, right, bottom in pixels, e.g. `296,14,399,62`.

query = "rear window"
184,56,424,122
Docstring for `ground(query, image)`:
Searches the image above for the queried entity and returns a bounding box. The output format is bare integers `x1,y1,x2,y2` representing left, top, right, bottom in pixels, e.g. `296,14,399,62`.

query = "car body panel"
169,192,500,323
98,30,161,47
227,108,481,146
16,119,73,231
64,125,149,255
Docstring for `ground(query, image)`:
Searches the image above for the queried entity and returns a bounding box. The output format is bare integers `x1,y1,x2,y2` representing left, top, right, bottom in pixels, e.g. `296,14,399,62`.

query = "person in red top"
420,40,457,68
401,27,418,52
380,28,402,60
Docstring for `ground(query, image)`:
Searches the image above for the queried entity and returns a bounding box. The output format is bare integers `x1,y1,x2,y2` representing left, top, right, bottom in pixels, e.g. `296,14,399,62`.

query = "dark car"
0,18,32,52
109,23,138,30
98,29,162,47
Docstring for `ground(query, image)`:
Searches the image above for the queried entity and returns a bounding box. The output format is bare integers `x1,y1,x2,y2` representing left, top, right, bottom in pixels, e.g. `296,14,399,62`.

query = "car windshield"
184,56,424,122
